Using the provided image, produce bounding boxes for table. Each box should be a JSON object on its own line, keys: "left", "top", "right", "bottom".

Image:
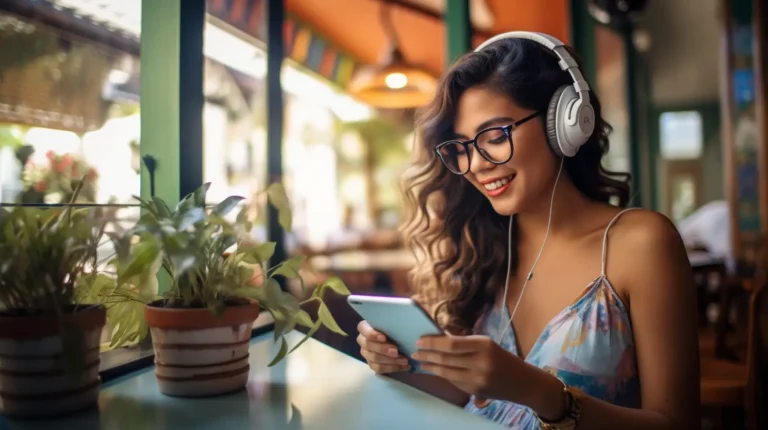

{"left": 687, "top": 250, "right": 724, "bottom": 268}
{"left": 309, "top": 249, "right": 415, "bottom": 272}
{"left": 2, "top": 331, "right": 502, "bottom": 430}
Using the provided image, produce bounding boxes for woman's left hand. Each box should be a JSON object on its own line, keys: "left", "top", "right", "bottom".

{"left": 411, "top": 335, "right": 529, "bottom": 402}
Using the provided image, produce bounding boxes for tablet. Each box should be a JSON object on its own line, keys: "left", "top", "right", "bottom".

{"left": 347, "top": 295, "right": 444, "bottom": 358}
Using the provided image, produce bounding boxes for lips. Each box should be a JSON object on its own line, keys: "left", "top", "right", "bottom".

{"left": 482, "top": 174, "right": 515, "bottom": 198}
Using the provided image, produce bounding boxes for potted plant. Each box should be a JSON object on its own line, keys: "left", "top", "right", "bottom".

{"left": 0, "top": 184, "right": 144, "bottom": 418}
{"left": 113, "top": 182, "right": 350, "bottom": 397}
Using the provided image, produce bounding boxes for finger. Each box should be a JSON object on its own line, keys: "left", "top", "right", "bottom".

{"left": 356, "top": 334, "right": 401, "bottom": 358}
{"left": 410, "top": 349, "right": 474, "bottom": 370}
{"left": 418, "top": 362, "right": 471, "bottom": 382}
{"left": 360, "top": 347, "right": 410, "bottom": 366}
{"left": 417, "top": 335, "right": 484, "bottom": 353}
{"left": 370, "top": 362, "right": 411, "bottom": 375}
{"left": 357, "top": 320, "right": 387, "bottom": 342}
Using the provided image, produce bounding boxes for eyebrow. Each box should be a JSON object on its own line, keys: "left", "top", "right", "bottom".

{"left": 454, "top": 116, "right": 515, "bottom": 139}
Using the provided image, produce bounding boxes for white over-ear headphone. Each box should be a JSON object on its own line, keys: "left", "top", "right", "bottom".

{"left": 474, "top": 31, "right": 596, "bottom": 157}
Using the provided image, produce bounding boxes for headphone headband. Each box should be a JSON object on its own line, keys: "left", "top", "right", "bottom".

{"left": 474, "top": 31, "right": 591, "bottom": 106}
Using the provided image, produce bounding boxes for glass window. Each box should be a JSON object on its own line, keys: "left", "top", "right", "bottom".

{"left": 0, "top": 6, "right": 141, "bottom": 205}
{"left": 202, "top": 20, "right": 374, "bottom": 251}
{"left": 660, "top": 111, "right": 704, "bottom": 160}
{"left": 0, "top": 1, "right": 147, "bottom": 376}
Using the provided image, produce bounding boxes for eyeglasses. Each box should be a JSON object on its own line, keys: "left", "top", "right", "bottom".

{"left": 434, "top": 112, "right": 540, "bottom": 175}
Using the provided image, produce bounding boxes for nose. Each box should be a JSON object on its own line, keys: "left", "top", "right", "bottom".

{"left": 468, "top": 146, "right": 494, "bottom": 174}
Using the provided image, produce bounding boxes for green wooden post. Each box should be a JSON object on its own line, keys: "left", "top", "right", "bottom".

{"left": 445, "top": 0, "right": 471, "bottom": 67}
{"left": 139, "top": 0, "right": 205, "bottom": 206}
{"left": 265, "top": 0, "right": 287, "bottom": 282}
{"left": 140, "top": 0, "right": 205, "bottom": 294}
{"left": 569, "top": 0, "right": 597, "bottom": 84}
{"left": 623, "top": 27, "right": 644, "bottom": 207}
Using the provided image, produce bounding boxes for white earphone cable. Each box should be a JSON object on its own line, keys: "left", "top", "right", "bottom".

{"left": 496, "top": 157, "right": 565, "bottom": 344}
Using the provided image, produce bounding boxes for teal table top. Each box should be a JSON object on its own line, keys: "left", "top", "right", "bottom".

{"left": 2, "top": 331, "right": 502, "bottom": 430}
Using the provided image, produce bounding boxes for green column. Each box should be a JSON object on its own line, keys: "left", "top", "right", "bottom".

{"left": 623, "top": 27, "right": 644, "bottom": 208}
{"left": 140, "top": 0, "right": 205, "bottom": 206}
{"left": 265, "top": 0, "right": 287, "bottom": 277}
{"left": 445, "top": 0, "right": 471, "bottom": 66}
{"left": 569, "top": 0, "right": 597, "bottom": 84}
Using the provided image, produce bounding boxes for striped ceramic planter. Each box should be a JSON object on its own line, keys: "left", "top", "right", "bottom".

{"left": 0, "top": 305, "right": 105, "bottom": 418}
{"left": 145, "top": 301, "right": 260, "bottom": 397}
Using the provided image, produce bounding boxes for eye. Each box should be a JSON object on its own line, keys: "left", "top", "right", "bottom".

{"left": 479, "top": 128, "right": 508, "bottom": 145}
{"left": 440, "top": 142, "right": 466, "bottom": 156}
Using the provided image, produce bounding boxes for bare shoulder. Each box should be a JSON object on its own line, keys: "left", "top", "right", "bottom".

{"left": 609, "top": 209, "right": 684, "bottom": 249}
{"left": 604, "top": 209, "right": 693, "bottom": 302}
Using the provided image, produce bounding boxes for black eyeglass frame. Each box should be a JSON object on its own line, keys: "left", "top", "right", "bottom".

{"left": 434, "top": 111, "right": 541, "bottom": 175}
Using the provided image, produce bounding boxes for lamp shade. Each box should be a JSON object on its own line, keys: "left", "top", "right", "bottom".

{"left": 349, "top": 49, "right": 437, "bottom": 109}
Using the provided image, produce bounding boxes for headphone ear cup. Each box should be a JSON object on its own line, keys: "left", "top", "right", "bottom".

{"left": 546, "top": 86, "right": 568, "bottom": 157}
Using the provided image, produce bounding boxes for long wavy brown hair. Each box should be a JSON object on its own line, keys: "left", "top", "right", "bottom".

{"left": 401, "top": 38, "right": 631, "bottom": 335}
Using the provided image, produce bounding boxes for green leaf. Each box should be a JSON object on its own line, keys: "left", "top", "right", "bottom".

{"left": 320, "top": 276, "right": 351, "bottom": 296}
{"left": 271, "top": 256, "right": 305, "bottom": 279}
{"left": 271, "top": 309, "right": 297, "bottom": 342}
{"left": 151, "top": 197, "right": 173, "bottom": 219}
{"left": 273, "top": 313, "right": 287, "bottom": 342}
{"left": 75, "top": 273, "right": 115, "bottom": 304}
{"left": 268, "top": 336, "right": 289, "bottom": 367}
{"left": 107, "top": 299, "right": 149, "bottom": 348}
{"left": 295, "top": 309, "right": 314, "bottom": 328}
{"left": 117, "top": 239, "right": 160, "bottom": 285}
{"left": 193, "top": 182, "right": 211, "bottom": 207}
{"left": 263, "top": 278, "right": 285, "bottom": 310}
{"left": 240, "top": 242, "right": 275, "bottom": 264}
{"left": 265, "top": 183, "right": 292, "bottom": 232}
{"left": 233, "top": 286, "right": 265, "bottom": 302}
{"left": 318, "top": 302, "right": 346, "bottom": 335}
{"left": 212, "top": 196, "right": 245, "bottom": 217}
{"left": 175, "top": 207, "right": 205, "bottom": 231}
{"left": 288, "top": 320, "right": 322, "bottom": 354}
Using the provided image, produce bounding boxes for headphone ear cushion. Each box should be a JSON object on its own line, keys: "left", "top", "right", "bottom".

{"left": 546, "top": 86, "right": 568, "bottom": 157}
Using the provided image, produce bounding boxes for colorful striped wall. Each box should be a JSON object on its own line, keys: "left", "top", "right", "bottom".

{"left": 207, "top": 0, "right": 359, "bottom": 88}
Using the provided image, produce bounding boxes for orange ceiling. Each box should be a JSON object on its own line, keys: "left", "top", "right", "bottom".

{"left": 285, "top": 0, "right": 570, "bottom": 77}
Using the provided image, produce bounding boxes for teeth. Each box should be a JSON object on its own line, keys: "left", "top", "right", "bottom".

{"left": 484, "top": 176, "right": 513, "bottom": 191}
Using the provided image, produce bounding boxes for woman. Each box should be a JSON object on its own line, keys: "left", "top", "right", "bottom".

{"left": 356, "top": 33, "right": 700, "bottom": 429}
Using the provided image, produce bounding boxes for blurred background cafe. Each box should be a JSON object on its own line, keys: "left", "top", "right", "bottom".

{"left": 0, "top": 0, "right": 767, "bottom": 428}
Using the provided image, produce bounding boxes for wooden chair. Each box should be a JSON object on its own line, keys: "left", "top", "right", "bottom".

{"left": 700, "top": 269, "right": 767, "bottom": 429}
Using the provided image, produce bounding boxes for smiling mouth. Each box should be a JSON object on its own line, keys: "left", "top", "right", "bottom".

{"left": 483, "top": 174, "right": 515, "bottom": 191}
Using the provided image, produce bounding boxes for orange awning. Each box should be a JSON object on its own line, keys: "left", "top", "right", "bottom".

{"left": 285, "top": 0, "right": 570, "bottom": 77}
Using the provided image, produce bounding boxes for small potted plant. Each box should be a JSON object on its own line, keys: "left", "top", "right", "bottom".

{"left": 113, "top": 183, "right": 349, "bottom": 397}
{"left": 0, "top": 184, "right": 144, "bottom": 418}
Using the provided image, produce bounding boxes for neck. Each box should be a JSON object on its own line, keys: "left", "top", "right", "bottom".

{"left": 516, "top": 175, "right": 593, "bottom": 241}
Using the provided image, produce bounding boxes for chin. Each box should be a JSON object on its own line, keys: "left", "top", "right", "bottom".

{"left": 487, "top": 195, "right": 522, "bottom": 216}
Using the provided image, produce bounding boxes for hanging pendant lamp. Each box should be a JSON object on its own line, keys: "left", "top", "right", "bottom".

{"left": 348, "top": 2, "right": 437, "bottom": 109}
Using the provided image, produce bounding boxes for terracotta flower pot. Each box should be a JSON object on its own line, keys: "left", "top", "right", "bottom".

{"left": 144, "top": 300, "right": 260, "bottom": 397}
{"left": 0, "top": 305, "right": 106, "bottom": 418}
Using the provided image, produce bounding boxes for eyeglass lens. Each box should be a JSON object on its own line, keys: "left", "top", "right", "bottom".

{"left": 437, "top": 127, "right": 512, "bottom": 174}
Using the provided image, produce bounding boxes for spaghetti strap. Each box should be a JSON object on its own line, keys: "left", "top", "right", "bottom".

{"left": 601, "top": 208, "right": 640, "bottom": 277}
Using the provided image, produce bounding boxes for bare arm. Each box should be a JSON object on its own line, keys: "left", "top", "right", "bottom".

{"left": 522, "top": 211, "right": 701, "bottom": 429}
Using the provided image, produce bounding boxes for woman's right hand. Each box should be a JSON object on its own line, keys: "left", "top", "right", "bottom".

{"left": 357, "top": 320, "right": 412, "bottom": 374}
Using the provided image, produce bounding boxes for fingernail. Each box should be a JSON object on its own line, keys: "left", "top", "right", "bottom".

{"left": 387, "top": 348, "right": 398, "bottom": 357}
{"left": 410, "top": 352, "right": 420, "bottom": 360}
{"left": 377, "top": 334, "right": 386, "bottom": 342}
{"left": 415, "top": 339, "right": 423, "bottom": 347}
